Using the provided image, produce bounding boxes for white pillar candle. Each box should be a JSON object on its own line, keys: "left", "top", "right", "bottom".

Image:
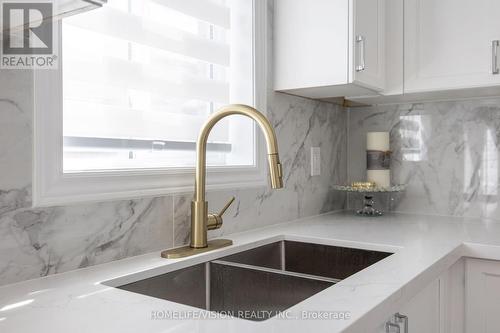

{"left": 366, "top": 132, "right": 390, "bottom": 151}
{"left": 366, "top": 132, "right": 391, "bottom": 188}
{"left": 367, "top": 170, "right": 391, "bottom": 188}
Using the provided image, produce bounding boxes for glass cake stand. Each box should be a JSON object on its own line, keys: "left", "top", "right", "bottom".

{"left": 333, "top": 184, "right": 407, "bottom": 216}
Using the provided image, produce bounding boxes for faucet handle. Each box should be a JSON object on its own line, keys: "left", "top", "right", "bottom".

{"left": 218, "top": 196, "right": 235, "bottom": 217}
{"left": 207, "top": 196, "right": 236, "bottom": 230}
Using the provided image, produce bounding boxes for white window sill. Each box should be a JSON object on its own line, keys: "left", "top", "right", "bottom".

{"left": 33, "top": 165, "right": 268, "bottom": 207}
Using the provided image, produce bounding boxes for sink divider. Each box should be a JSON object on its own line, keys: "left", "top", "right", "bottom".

{"left": 280, "top": 240, "right": 286, "bottom": 271}
{"left": 205, "top": 262, "right": 211, "bottom": 311}
{"left": 210, "top": 259, "right": 341, "bottom": 284}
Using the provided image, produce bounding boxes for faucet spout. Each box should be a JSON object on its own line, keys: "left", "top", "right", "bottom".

{"left": 195, "top": 104, "right": 283, "bottom": 200}
{"left": 192, "top": 104, "right": 283, "bottom": 248}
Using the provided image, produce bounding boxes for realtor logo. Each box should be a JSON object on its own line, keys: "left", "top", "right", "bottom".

{"left": 1, "top": 1, "right": 58, "bottom": 69}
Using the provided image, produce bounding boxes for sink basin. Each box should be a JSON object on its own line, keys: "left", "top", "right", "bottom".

{"left": 110, "top": 240, "right": 393, "bottom": 321}
{"left": 118, "top": 261, "right": 333, "bottom": 321}
{"left": 220, "top": 240, "right": 392, "bottom": 280}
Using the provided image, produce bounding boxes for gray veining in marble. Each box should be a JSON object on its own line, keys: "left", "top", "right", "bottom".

{"left": 348, "top": 99, "right": 500, "bottom": 220}
{"left": 0, "top": 191, "right": 174, "bottom": 285}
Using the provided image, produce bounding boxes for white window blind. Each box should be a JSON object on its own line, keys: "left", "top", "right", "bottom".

{"left": 62, "top": 0, "right": 255, "bottom": 172}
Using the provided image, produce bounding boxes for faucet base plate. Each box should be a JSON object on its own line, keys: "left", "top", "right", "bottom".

{"left": 161, "top": 239, "right": 233, "bottom": 259}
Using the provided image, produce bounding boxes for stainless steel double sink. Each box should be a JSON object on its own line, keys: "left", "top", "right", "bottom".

{"left": 109, "top": 240, "right": 392, "bottom": 321}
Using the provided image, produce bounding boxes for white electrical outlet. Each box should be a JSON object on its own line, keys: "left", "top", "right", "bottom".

{"left": 311, "top": 147, "right": 321, "bottom": 176}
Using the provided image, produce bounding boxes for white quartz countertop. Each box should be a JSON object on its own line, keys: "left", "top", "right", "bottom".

{"left": 2, "top": 211, "right": 500, "bottom": 333}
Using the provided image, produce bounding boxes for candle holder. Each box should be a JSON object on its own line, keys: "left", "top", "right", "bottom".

{"left": 333, "top": 184, "right": 406, "bottom": 216}
{"left": 358, "top": 193, "right": 381, "bottom": 216}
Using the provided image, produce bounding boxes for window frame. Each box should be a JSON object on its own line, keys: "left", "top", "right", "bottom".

{"left": 33, "top": 0, "right": 268, "bottom": 207}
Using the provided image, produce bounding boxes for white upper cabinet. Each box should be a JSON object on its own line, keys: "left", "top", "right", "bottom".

{"left": 274, "top": 0, "right": 386, "bottom": 99}
{"left": 56, "top": 1, "right": 107, "bottom": 19}
{"left": 404, "top": 0, "right": 500, "bottom": 94}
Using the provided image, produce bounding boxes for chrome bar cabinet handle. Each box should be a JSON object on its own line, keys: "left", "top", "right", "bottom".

{"left": 356, "top": 35, "right": 366, "bottom": 72}
{"left": 492, "top": 40, "right": 499, "bottom": 75}
{"left": 395, "top": 313, "right": 408, "bottom": 333}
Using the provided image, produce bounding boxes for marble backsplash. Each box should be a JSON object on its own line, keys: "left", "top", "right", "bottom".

{"left": 348, "top": 98, "right": 500, "bottom": 220}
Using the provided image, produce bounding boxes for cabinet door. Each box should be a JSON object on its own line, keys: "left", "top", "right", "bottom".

{"left": 466, "top": 259, "right": 500, "bottom": 333}
{"left": 398, "top": 278, "right": 441, "bottom": 333}
{"left": 404, "top": 0, "right": 500, "bottom": 93}
{"left": 274, "top": 0, "right": 349, "bottom": 91}
{"left": 371, "top": 278, "right": 441, "bottom": 333}
{"left": 352, "top": 0, "right": 385, "bottom": 90}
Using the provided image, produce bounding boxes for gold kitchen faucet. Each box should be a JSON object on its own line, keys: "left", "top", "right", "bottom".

{"left": 161, "top": 104, "right": 283, "bottom": 259}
